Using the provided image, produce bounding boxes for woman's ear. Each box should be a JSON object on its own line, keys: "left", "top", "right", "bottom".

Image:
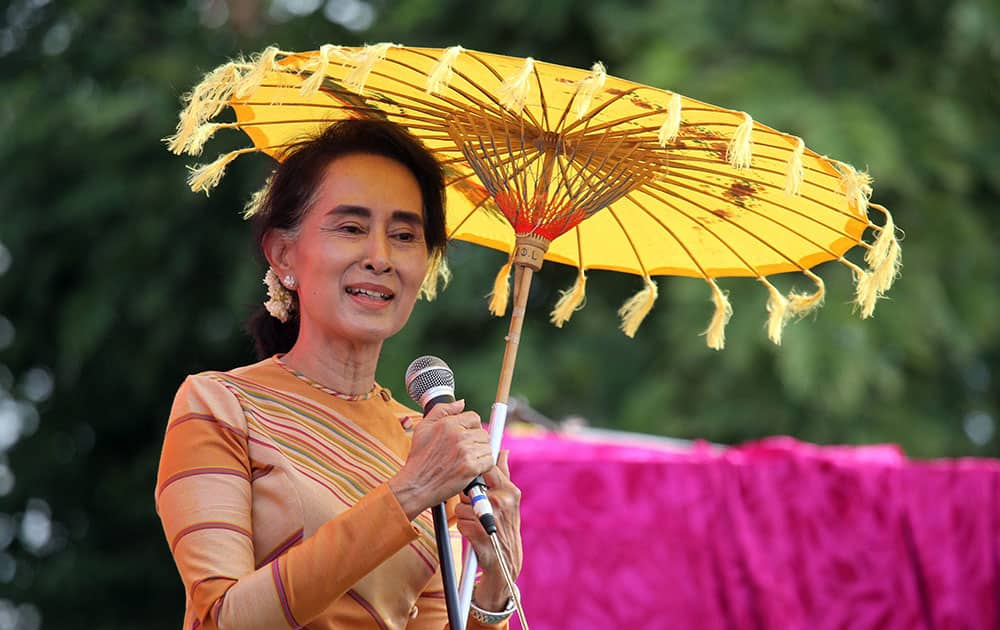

{"left": 263, "top": 229, "right": 295, "bottom": 277}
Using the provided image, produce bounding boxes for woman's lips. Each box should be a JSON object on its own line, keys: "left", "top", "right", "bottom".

{"left": 345, "top": 284, "right": 394, "bottom": 301}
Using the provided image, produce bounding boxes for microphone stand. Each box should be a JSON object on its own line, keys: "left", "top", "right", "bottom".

{"left": 432, "top": 501, "right": 463, "bottom": 630}
{"left": 406, "top": 349, "right": 532, "bottom": 629}
{"left": 406, "top": 363, "right": 468, "bottom": 630}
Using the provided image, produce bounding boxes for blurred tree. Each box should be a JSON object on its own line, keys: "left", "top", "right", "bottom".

{"left": 0, "top": 0, "right": 996, "bottom": 627}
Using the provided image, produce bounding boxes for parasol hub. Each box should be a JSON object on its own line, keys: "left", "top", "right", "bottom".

{"left": 533, "top": 131, "right": 563, "bottom": 153}
{"left": 513, "top": 233, "right": 550, "bottom": 271}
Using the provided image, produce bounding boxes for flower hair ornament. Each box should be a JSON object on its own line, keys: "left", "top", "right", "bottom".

{"left": 263, "top": 268, "right": 296, "bottom": 322}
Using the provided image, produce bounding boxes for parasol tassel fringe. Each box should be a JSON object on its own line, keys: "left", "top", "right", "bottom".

{"left": 702, "top": 280, "right": 733, "bottom": 350}
{"left": 500, "top": 57, "right": 535, "bottom": 114}
{"left": 762, "top": 278, "right": 789, "bottom": 345}
{"left": 236, "top": 45, "right": 282, "bottom": 98}
{"left": 550, "top": 269, "right": 588, "bottom": 327}
{"left": 345, "top": 42, "right": 397, "bottom": 94}
{"left": 618, "top": 276, "right": 658, "bottom": 338}
{"left": 300, "top": 44, "right": 342, "bottom": 97}
{"left": 242, "top": 177, "right": 272, "bottom": 219}
{"left": 838, "top": 162, "right": 873, "bottom": 217}
{"left": 658, "top": 93, "right": 683, "bottom": 146}
{"left": 187, "top": 149, "right": 249, "bottom": 193}
{"left": 618, "top": 276, "right": 659, "bottom": 337}
{"left": 574, "top": 62, "right": 607, "bottom": 120}
{"left": 488, "top": 257, "right": 514, "bottom": 316}
{"left": 787, "top": 270, "right": 826, "bottom": 317}
{"left": 185, "top": 122, "right": 235, "bottom": 157}
{"left": 865, "top": 204, "right": 902, "bottom": 293}
{"left": 784, "top": 137, "right": 805, "bottom": 196}
{"left": 436, "top": 256, "right": 453, "bottom": 296}
{"left": 727, "top": 112, "right": 754, "bottom": 170}
{"left": 853, "top": 214, "right": 900, "bottom": 319}
{"left": 854, "top": 269, "right": 879, "bottom": 319}
{"left": 425, "top": 45, "right": 464, "bottom": 94}
{"left": 166, "top": 61, "right": 245, "bottom": 155}
{"left": 872, "top": 236, "right": 901, "bottom": 294}
{"left": 420, "top": 254, "right": 451, "bottom": 301}
{"left": 864, "top": 205, "right": 894, "bottom": 267}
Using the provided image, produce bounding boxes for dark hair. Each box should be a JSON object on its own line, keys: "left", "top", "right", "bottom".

{"left": 244, "top": 118, "right": 447, "bottom": 359}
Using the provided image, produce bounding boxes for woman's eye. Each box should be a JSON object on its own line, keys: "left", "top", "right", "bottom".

{"left": 338, "top": 224, "right": 364, "bottom": 234}
{"left": 394, "top": 231, "right": 416, "bottom": 242}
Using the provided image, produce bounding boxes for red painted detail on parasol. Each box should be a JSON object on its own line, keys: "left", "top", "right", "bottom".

{"left": 493, "top": 190, "right": 589, "bottom": 240}
{"left": 727, "top": 181, "right": 756, "bottom": 198}
{"left": 534, "top": 203, "right": 588, "bottom": 240}
{"left": 494, "top": 190, "right": 523, "bottom": 225}
{"left": 724, "top": 181, "right": 756, "bottom": 208}
{"left": 684, "top": 127, "right": 728, "bottom": 161}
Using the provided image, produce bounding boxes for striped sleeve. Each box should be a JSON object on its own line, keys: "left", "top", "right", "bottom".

{"left": 156, "top": 374, "right": 422, "bottom": 629}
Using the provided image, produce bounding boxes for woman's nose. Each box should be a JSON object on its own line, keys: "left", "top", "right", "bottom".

{"left": 363, "top": 233, "right": 393, "bottom": 273}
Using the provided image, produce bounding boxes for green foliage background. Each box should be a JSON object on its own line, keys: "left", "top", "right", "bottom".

{"left": 0, "top": 0, "right": 997, "bottom": 627}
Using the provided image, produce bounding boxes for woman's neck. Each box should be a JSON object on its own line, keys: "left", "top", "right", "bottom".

{"left": 282, "top": 332, "right": 382, "bottom": 396}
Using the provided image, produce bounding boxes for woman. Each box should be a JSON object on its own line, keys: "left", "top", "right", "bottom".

{"left": 156, "top": 119, "right": 523, "bottom": 629}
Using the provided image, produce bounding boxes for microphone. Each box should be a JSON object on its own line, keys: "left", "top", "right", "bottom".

{"left": 405, "top": 356, "right": 497, "bottom": 534}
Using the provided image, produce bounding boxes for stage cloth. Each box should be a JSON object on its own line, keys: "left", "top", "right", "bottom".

{"left": 504, "top": 432, "right": 999, "bottom": 629}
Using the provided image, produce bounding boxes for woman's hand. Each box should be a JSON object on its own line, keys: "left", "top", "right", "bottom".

{"left": 456, "top": 450, "right": 523, "bottom": 612}
{"left": 389, "top": 400, "right": 494, "bottom": 520}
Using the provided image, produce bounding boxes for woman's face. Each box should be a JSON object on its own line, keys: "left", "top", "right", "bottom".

{"left": 279, "top": 153, "right": 430, "bottom": 347}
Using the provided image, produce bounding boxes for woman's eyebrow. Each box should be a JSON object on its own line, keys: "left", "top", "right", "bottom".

{"left": 326, "top": 205, "right": 423, "bottom": 227}
{"left": 326, "top": 204, "right": 371, "bottom": 219}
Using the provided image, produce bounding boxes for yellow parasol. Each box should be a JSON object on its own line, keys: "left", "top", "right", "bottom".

{"left": 168, "top": 43, "right": 899, "bottom": 351}
{"left": 167, "top": 43, "right": 902, "bottom": 627}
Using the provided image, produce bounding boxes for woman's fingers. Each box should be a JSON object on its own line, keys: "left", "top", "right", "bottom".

{"left": 497, "top": 449, "right": 510, "bottom": 476}
{"left": 454, "top": 502, "right": 489, "bottom": 547}
{"left": 422, "top": 398, "right": 465, "bottom": 422}
{"left": 453, "top": 448, "right": 523, "bottom": 580}
{"left": 454, "top": 500, "right": 477, "bottom": 526}
{"left": 456, "top": 474, "right": 520, "bottom": 532}
{"left": 456, "top": 482, "right": 523, "bottom": 581}
{"left": 482, "top": 450, "right": 516, "bottom": 490}
{"left": 454, "top": 448, "right": 522, "bottom": 582}
{"left": 390, "top": 404, "right": 496, "bottom": 517}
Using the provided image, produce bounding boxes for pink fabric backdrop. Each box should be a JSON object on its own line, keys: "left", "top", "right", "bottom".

{"left": 502, "top": 432, "right": 1000, "bottom": 630}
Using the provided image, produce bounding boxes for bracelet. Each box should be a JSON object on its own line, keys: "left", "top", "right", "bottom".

{"left": 470, "top": 586, "right": 518, "bottom": 625}
{"left": 469, "top": 597, "right": 514, "bottom": 625}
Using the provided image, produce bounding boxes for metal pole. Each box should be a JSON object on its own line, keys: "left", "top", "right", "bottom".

{"left": 433, "top": 502, "right": 463, "bottom": 630}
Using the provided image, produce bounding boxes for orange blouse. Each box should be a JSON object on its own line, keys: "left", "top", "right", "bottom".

{"left": 155, "top": 356, "right": 506, "bottom": 629}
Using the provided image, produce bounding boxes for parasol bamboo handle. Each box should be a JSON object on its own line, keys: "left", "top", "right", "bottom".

{"left": 457, "top": 261, "right": 533, "bottom": 629}
{"left": 494, "top": 263, "right": 534, "bottom": 405}
{"left": 460, "top": 239, "right": 545, "bottom": 625}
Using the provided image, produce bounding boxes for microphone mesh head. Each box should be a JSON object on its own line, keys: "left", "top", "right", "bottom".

{"left": 405, "top": 355, "right": 455, "bottom": 404}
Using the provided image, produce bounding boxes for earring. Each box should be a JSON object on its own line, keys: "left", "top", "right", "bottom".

{"left": 263, "top": 268, "right": 295, "bottom": 322}
{"left": 283, "top": 274, "right": 297, "bottom": 290}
